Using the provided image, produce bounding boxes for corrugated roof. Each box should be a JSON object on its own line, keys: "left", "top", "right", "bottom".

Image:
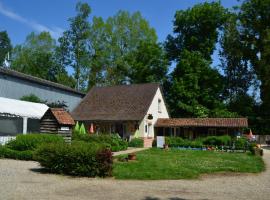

{"left": 72, "top": 83, "right": 160, "bottom": 121}
{"left": 155, "top": 118, "right": 248, "bottom": 128}
{"left": 0, "top": 67, "right": 85, "bottom": 96}
{"left": 50, "top": 108, "right": 75, "bottom": 125}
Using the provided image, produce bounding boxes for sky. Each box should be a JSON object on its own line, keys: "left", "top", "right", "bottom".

{"left": 0, "top": 0, "right": 240, "bottom": 67}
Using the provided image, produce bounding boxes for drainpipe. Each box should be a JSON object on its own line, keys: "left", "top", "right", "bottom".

{"left": 23, "top": 117, "right": 28, "bottom": 134}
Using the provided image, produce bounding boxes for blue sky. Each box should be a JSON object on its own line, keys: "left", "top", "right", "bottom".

{"left": 0, "top": 0, "right": 240, "bottom": 44}
{"left": 0, "top": 0, "right": 240, "bottom": 68}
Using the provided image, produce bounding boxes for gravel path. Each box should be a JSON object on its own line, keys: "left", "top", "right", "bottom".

{"left": 0, "top": 149, "right": 269, "bottom": 200}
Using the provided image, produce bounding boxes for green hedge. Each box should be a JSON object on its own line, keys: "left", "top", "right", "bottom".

{"left": 0, "top": 145, "right": 33, "bottom": 160}
{"left": 129, "top": 138, "right": 144, "bottom": 147}
{"left": 34, "top": 141, "right": 113, "bottom": 177}
{"left": 165, "top": 137, "right": 203, "bottom": 148}
{"left": 6, "top": 134, "right": 64, "bottom": 151}
{"left": 73, "top": 134, "right": 128, "bottom": 152}
{"left": 202, "top": 135, "right": 231, "bottom": 146}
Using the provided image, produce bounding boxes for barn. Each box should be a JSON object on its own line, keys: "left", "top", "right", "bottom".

{"left": 0, "top": 67, "right": 85, "bottom": 111}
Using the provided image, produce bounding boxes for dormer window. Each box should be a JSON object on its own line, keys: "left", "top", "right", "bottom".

{"left": 158, "top": 99, "right": 162, "bottom": 113}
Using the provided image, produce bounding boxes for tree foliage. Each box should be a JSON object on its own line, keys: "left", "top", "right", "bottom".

{"left": 0, "top": 31, "right": 12, "bottom": 65}
{"left": 165, "top": 2, "right": 232, "bottom": 117}
{"left": 58, "top": 2, "right": 91, "bottom": 90}
{"left": 238, "top": 0, "right": 270, "bottom": 117}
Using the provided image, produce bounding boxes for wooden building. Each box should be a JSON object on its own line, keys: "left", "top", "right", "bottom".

{"left": 40, "top": 108, "right": 75, "bottom": 143}
{"left": 155, "top": 118, "right": 248, "bottom": 139}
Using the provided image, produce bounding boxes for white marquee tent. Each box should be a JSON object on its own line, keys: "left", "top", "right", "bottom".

{"left": 0, "top": 97, "right": 48, "bottom": 144}
{"left": 0, "top": 97, "right": 48, "bottom": 119}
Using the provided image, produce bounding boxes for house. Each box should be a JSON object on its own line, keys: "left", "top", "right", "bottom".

{"left": 155, "top": 118, "right": 248, "bottom": 139}
{"left": 0, "top": 67, "right": 85, "bottom": 111}
{"left": 72, "top": 83, "right": 169, "bottom": 146}
{"left": 0, "top": 97, "right": 48, "bottom": 144}
{"left": 72, "top": 83, "right": 248, "bottom": 147}
{"left": 40, "top": 108, "right": 75, "bottom": 143}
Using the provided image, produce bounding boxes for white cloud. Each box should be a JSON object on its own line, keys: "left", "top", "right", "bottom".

{"left": 0, "top": 2, "right": 64, "bottom": 38}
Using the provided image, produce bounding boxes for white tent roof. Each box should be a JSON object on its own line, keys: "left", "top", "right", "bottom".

{"left": 0, "top": 97, "right": 48, "bottom": 119}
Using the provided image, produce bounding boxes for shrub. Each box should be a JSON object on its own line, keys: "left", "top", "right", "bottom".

{"left": 203, "top": 135, "right": 231, "bottom": 146}
{"left": 34, "top": 141, "right": 113, "bottom": 177}
{"left": 6, "top": 134, "right": 64, "bottom": 151}
{"left": 165, "top": 137, "right": 203, "bottom": 148}
{"left": 0, "top": 145, "right": 33, "bottom": 160}
{"left": 73, "top": 134, "right": 128, "bottom": 152}
{"left": 129, "top": 138, "right": 144, "bottom": 147}
{"left": 234, "top": 137, "right": 248, "bottom": 150}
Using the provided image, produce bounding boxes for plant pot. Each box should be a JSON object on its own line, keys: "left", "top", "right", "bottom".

{"left": 163, "top": 144, "right": 169, "bottom": 150}
{"left": 128, "top": 153, "right": 136, "bottom": 160}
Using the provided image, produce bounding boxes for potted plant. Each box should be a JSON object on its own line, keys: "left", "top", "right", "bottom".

{"left": 163, "top": 143, "right": 169, "bottom": 150}
{"left": 128, "top": 153, "right": 136, "bottom": 160}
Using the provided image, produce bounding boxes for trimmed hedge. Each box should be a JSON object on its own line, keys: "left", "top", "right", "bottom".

{"left": 0, "top": 145, "right": 33, "bottom": 160}
{"left": 202, "top": 135, "right": 231, "bottom": 146}
{"left": 73, "top": 134, "right": 128, "bottom": 152}
{"left": 34, "top": 141, "right": 113, "bottom": 177}
{"left": 6, "top": 134, "right": 64, "bottom": 151}
{"left": 165, "top": 137, "right": 203, "bottom": 148}
{"left": 129, "top": 138, "right": 144, "bottom": 148}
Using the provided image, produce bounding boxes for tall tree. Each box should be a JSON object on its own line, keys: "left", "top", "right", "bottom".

{"left": 127, "top": 41, "right": 168, "bottom": 84}
{"left": 238, "top": 0, "right": 270, "bottom": 117}
{"left": 219, "top": 13, "right": 254, "bottom": 101}
{"left": 87, "top": 11, "right": 158, "bottom": 87}
{"left": 167, "top": 50, "right": 226, "bottom": 117}
{"left": 11, "top": 32, "right": 57, "bottom": 80}
{"left": 165, "top": 2, "right": 231, "bottom": 117}
{"left": 165, "top": 2, "right": 227, "bottom": 62}
{"left": 58, "top": 2, "right": 91, "bottom": 90}
{"left": 0, "top": 31, "right": 12, "bottom": 66}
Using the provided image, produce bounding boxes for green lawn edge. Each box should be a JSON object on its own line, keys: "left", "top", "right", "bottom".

{"left": 113, "top": 148, "right": 265, "bottom": 180}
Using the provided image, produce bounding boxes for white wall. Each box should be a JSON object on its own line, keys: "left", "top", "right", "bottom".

{"left": 138, "top": 87, "right": 169, "bottom": 138}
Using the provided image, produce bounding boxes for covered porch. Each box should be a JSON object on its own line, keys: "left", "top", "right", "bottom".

{"left": 155, "top": 118, "right": 249, "bottom": 139}
{"left": 81, "top": 120, "right": 140, "bottom": 140}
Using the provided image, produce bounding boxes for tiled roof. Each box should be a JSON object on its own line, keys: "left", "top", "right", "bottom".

{"left": 50, "top": 108, "right": 75, "bottom": 125}
{"left": 155, "top": 118, "right": 248, "bottom": 128}
{"left": 72, "top": 83, "right": 160, "bottom": 121}
{"left": 0, "top": 67, "right": 85, "bottom": 96}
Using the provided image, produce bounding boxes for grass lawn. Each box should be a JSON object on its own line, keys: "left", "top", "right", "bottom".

{"left": 113, "top": 148, "right": 265, "bottom": 180}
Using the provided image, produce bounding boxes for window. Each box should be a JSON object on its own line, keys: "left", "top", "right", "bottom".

{"left": 158, "top": 99, "right": 162, "bottom": 113}
{"left": 145, "top": 124, "right": 148, "bottom": 133}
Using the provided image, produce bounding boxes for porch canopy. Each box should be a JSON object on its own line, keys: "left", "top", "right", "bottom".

{"left": 155, "top": 118, "right": 248, "bottom": 128}
{"left": 155, "top": 118, "right": 248, "bottom": 138}
{"left": 0, "top": 97, "right": 48, "bottom": 119}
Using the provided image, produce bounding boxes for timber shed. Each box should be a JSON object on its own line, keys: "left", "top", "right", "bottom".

{"left": 40, "top": 108, "right": 75, "bottom": 143}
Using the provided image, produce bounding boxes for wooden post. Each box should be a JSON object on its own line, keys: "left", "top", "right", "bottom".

{"left": 22, "top": 117, "right": 28, "bottom": 134}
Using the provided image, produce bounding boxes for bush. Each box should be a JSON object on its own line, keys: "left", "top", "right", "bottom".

{"left": 129, "top": 138, "right": 144, "bottom": 147}
{"left": 165, "top": 137, "right": 203, "bottom": 148}
{"left": 6, "top": 134, "right": 64, "bottom": 151}
{"left": 73, "top": 134, "right": 128, "bottom": 152}
{"left": 0, "top": 145, "right": 33, "bottom": 160}
{"left": 234, "top": 137, "right": 248, "bottom": 150}
{"left": 203, "top": 135, "right": 231, "bottom": 146}
{"left": 34, "top": 141, "right": 113, "bottom": 177}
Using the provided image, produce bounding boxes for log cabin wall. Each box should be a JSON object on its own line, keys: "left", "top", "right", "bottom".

{"left": 40, "top": 109, "right": 73, "bottom": 143}
{"left": 40, "top": 111, "right": 58, "bottom": 133}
